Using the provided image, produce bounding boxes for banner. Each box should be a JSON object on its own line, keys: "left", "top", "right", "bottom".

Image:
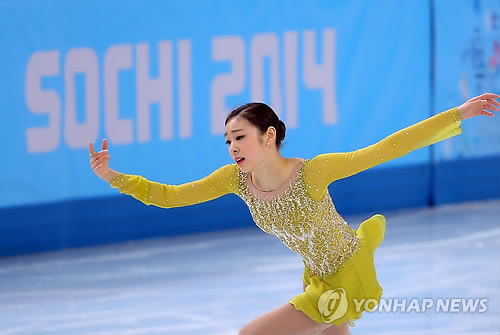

{"left": 434, "top": 0, "right": 500, "bottom": 160}
{"left": 0, "top": 1, "right": 430, "bottom": 208}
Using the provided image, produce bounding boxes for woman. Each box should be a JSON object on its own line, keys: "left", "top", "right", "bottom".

{"left": 89, "top": 93, "right": 499, "bottom": 335}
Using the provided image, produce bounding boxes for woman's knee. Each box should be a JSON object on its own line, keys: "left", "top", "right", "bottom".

{"left": 238, "top": 322, "right": 256, "bottom": 335}
{"left": 316, "top": 321, "right": 351, "bottom": 335}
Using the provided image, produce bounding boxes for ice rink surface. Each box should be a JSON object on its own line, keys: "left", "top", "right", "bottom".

{"left": 1, "top": 199, "right": 499, "bottom": 335}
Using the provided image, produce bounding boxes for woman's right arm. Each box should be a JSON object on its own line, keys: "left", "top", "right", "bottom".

{"left": 108, "top": 165, "right": 238, "bottom": 208}
{"left": 89, "top": 139, "right": 239, "bottom": 208}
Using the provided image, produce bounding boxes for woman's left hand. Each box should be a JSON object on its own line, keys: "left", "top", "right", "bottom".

{"left": 457, "top": 93, "right": 500, "bottom": 120}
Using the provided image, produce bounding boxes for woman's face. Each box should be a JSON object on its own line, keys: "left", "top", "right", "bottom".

{"left": 225, "top": 116, "right": 267, "bottom": 172}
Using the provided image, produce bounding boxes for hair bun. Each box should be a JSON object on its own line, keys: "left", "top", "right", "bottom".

{"left": 277, "top": 120, "right": 286, "bottom": 142}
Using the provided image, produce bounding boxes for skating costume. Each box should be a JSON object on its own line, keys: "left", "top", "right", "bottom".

{"left": 109, "top": 107, "right": 462, "bottom": 326}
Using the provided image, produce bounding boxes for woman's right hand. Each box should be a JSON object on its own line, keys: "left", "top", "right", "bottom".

{"left": 89, "top": 138, "right": 113, "bottom": 182}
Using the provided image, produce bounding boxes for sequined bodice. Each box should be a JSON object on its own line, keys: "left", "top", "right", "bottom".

{"left": 237, "top": 159, "right": 360, "bottom": 278}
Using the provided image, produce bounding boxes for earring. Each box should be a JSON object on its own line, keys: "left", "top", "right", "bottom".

{"left": 266, "top": 143, "right": 270, "bottom": 147}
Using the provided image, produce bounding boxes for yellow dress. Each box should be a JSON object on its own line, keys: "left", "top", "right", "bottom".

{"left": 109, "top": 107, "right": 462, "bottom": 327}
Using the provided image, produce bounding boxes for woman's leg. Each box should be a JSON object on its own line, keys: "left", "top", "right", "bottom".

{"left": 238, "top": 302, "right": 331, "bottom": 335}
{"left": 315, "top": 322, "right": 351, "bottom": 335}
{"left": 300, "top": 282, "right": 352, "bottom": 335}
{"left": 238, "top": 282, "right": 352, "bottom": 335}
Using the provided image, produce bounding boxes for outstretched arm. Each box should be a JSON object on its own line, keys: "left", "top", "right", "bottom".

{"left": 89, "top": 139, "right": 240, "bottom": 208}
{"left": 303, "top": 93, "right": 499, "bottom": 200}
{"left": 108, "top": 164, "right": 239, "bottom": 208}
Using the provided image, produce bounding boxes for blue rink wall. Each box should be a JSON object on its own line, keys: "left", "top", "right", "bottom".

{"left": 0, "top": 0, "right": 499, "bottom": 257}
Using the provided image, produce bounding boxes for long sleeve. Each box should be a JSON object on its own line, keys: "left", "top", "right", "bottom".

{"left": 303, "top": 107, "right": 463, "bottom": 200}
{"left": 109, "top": 163, "right": 240, "bottom": 208}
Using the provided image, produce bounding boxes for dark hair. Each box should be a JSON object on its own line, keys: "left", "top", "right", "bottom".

{"left": 224, "top": 102, "right": 287, "bottom": 150}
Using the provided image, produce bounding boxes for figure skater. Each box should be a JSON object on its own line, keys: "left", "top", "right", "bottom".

{"left": 89, "top": 93, "right": 499, "bottom": 335}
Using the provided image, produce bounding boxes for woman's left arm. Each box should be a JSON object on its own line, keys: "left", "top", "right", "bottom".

{"left": 457, "top": 93, "right": 500, "bottom": 120}
{"left": 303, "top": 93, "right": 499, "bottom": 201}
